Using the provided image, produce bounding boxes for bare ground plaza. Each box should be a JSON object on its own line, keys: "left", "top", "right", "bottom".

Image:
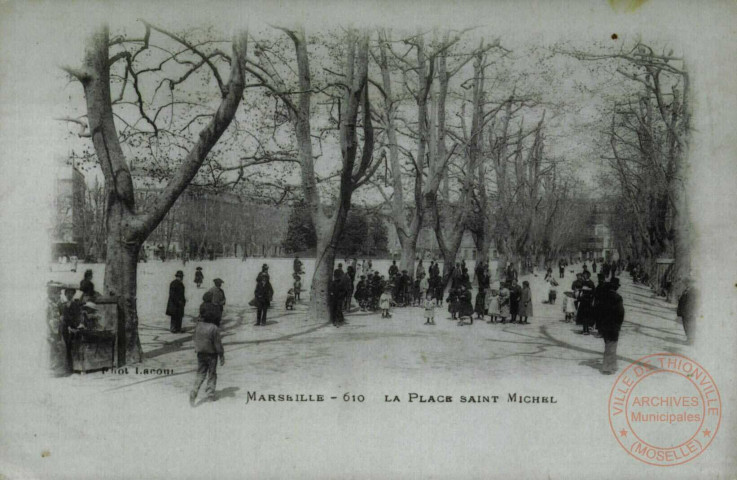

{"left": 46, "top": 258, "right": 690, "bottom": 396}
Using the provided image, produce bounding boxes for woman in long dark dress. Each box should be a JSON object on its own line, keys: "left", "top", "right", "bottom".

{"left": 457, "top": 285, "right": 474, "bottom": 326}
{"left": 518, "top": 280, "right": 533, "bottom": 324}
{"left": 474, "top": 286, "right": 487, "bottom": 320}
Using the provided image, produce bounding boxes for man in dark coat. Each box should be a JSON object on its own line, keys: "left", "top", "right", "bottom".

{"left": 254, "top": 277, "right": 272, "bottom": 326}
{"left": 388, "top": 260, "right": 399, "bottom": 277}
{"left": 329, "top": 269, "right": 346, "bottom": 326}
{"left": 598, "top": 278, "right": 625, "bottom": 374}
{"left": 505, "top": 262, "right": 518, "bottom": 285}
{"left": 257, "top": 264, "right": 270, "bottom": 283}
{"left": 577, "top": 271, "right": 596, "bottom": 334}
{"left": 370, "top": 272, "right": 382, "bottom": 310}
{"left": 429, "top": 260, "right": 440, "bottom": 278}
{"left": 207, "top": 278, "right": 226, "bottom": 326}
{"left": 166, "top": 271, "right": 187, "bottom": 333}
{"left": 433, "top": 271, "right": 444, "bottom": 306}
{"left": 460, "top": 266, "right": 470, "bottom": 289}
{"left": 602, "top": 261, "right": 611, "bottom": 280}
{"left": 592, "top": 273, "right": 607, "bottom": 334}
{"left": 508, "top": 278, "right": 522, "bottom": 323}
{"left": 342, "top": 266, "right": 354, "bottom": 312}
{"left": 571, "top": 273, "right": 584, "bottom": 309}
{"left": 400, "top": 270, "right": 411, "bottom": 305}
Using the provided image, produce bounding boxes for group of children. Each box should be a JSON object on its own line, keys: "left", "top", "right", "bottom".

{"left": 368, "top": 279, "right": 535, "bottom": 328}
{"left": 445, "top": 280, "right": 534, "bottom": 326}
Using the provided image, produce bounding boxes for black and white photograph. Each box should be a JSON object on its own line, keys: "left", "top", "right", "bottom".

{"left": 1, "top": 1, "right": 736, "bottom": 478}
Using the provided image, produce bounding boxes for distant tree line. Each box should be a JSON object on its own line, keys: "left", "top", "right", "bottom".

{"left": 283, "top": 203, "right": 388, "bottom": 257}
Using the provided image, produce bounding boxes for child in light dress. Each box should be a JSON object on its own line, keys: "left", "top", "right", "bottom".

{"left": 562, "top": 291, "right": 576, "bottom": 322}
{"left": 423, "top": 292, "right": 436, "bottom": 325}
{"left": 380, "top": 290, "right": 393, "bottom": 318}
{"left": 486, "top": 288, "right": 500, "bottom": 323}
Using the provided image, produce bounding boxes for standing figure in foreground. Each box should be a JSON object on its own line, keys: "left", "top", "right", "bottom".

{"left": 190, "top": 304, "right": 224, "bottom": 406}
{"left": 166, "top": 270, "right": 186, "bottom": 333}
{"left": 598, "top": 278, "right": 624, "bottom": 374}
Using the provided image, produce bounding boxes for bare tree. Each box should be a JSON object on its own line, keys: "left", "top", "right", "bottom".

{"left": 246, "top": 27, "right": 381, "bottom": 318}
{"left": 62, "top": 24, "right": 248, "bottom": 362}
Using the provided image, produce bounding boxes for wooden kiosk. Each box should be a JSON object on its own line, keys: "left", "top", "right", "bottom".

{"left": 71, "top": 295, "right": 126, "bottom": 372}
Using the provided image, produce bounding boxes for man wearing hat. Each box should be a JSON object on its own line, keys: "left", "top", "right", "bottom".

{"left": 166, "top": 271, "right": 187, "bottom": 333}
{"left": 207, "top": 278, "right": 226, "bottom": 326}
{"left": 257, "top": 264, "right": 270, "bottom": 283}
{"left": 598, "top": 278, "right": 625, "bottom": 374}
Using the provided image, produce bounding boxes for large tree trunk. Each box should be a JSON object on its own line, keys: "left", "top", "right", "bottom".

{"left": 310, "top": 240, "right": 335, "bottom": 320}
{"left": 310, "top": 209, "right": 348, "bottom": 320}
{"left": 276, "top": 29, "right": 376, "bottom": 321}
{"left": 104, "top": 212, "right": 144, "bottom": 362}
{"left": 398, "top": 235, "right": 418, "bottom": 278}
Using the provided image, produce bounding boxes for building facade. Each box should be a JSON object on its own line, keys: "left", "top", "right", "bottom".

{"left": 580, "top": 202, "right": 616, "bottom": 260}
{"left": 52, "top": 159, "right": 86, "bottom": 258}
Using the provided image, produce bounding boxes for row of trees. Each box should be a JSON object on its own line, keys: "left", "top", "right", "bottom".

{"left": 63, "top": 23, "right": 683, "bottom": 363}
{"left": 569, "top": 42, "right": 690, "bottom": 297}
{"left": 369, "top": 33, "right": 590, "bottom": 281}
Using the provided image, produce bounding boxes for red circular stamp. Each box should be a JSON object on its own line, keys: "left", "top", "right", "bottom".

{"left": 608, "top": 353, "right": 721, "bottom": 466}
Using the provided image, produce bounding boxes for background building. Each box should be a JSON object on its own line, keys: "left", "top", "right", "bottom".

{"left": 52, "top": 158, "right": 86, "bottom": 259}
{"left": 580, "top": 202, "right": 616, "bottom": 260}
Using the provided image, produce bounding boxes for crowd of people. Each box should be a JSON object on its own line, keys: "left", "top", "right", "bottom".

{"left": 46, "top": 253, "right": 700, "bottom": 403}
{"left": 556, "top": 260, "right": 626, "bottom": 375}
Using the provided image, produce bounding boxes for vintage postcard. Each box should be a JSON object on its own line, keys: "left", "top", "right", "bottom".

{"left": 1, "top": 0, "right": 736, "bottom": 478}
